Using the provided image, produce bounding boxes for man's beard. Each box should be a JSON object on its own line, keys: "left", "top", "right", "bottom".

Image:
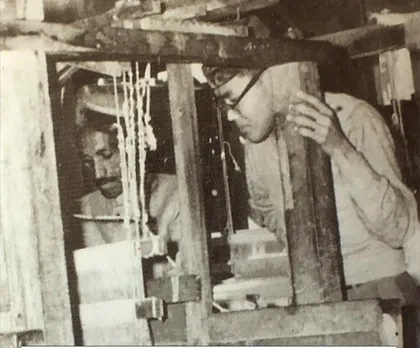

{"left": 96, "top": 177, "right": 123, "bottom": 199}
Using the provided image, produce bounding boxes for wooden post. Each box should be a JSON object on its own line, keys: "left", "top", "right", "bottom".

{"left": 0, "top": 51, "right": 74, "bottom": 345}
{"left": 167, "top": 64, "right": 211, "bottom": 345}
{"left": 282, "top": 62, "right": 345, "bottom": 305}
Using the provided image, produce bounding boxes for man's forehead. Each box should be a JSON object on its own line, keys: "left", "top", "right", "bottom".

{"left": 81, "top": 129, "right": 113, "bottom": 152}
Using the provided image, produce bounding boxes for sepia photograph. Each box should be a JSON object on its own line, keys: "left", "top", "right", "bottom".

{"left": 0, "top": 0, "right": 419, "bottom": 347}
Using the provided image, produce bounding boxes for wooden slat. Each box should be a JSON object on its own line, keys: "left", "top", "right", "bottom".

{"left": 113, "top": 17, "right": 249, "bottom": 37}
{"left": 226, "top": 332, "right": 381, "bottom": 345}
{"left": 74, "top": 241, "right": 142, "bottom": 304}
{"left": 280, "top": 62, "right": 344, "bottom": 304}
{"left": 167, "top": 64, "right": 211, "bottom": 345}
{"left": 198, "top": 0, "right": 279, "bottom": 22}
{"left": 146, "top": 275, "right": 201, "bottom": 303}
{"left": 79, "top": 299, "right": 148, "bottom": 345}
{"left": 150, "top": 303, "right": 188, "bottom": 345}
{"left": 313, "top": 24, "right": 406, "bottom": 58}
{"left": 0, "top": 20, "right": 347, "bottom": 66}
{"left": 213, "top": 276, "right": 292, "bottom": 302}
{"left": 0, "top": 51, "right": 46, "bottom": 333}
{"left": 208, "top": 299, "right": 382, "bottom": 343}
{"left": 0, "top": 51, "right": 74, "bottom": 344}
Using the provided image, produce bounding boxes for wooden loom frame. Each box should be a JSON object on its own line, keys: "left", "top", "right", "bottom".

{"left": 1, "top": 8, "right": 419, "bottom": 346}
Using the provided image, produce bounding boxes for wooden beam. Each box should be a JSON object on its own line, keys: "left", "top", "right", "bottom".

{"left": 313, "top": 13, "right": 420, "bottom": 57}
{"left": 208, "top": 299, "right": 382, "bottom": 343}
{"left": 112, "top": 18, "right": 249, "bottom": 37}
{"left": 197, "top": 0, "right": 280, "bottom": 22}
{"left": 167, "top": 64, "right": 211, "bottom": 345}
{"left": 0, "top": 20, "right": 347, "bottom": 66}
{"left": 0, "top": 51, "right": 74, "bottom": 344}
{"left": 313, "top": 24, "right": 406, "bottom": 58}
{"left": 146, "top": 275, "right": 201, "bottom": 304}
{"left": 279, "top": 62, "right": 344, "bottom": 305}
{"left": 79, "top": 27, "right": 346, "bottom": 66}
{"left": 229, "top": 332, "right": 382, "bottom": 345}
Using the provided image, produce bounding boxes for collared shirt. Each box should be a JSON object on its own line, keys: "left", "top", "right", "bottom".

{"left": 245, "top": 92, "right": 420, "bottom": 285}
{"left": 78, "top": 173, "right": 180, "bottom": 247}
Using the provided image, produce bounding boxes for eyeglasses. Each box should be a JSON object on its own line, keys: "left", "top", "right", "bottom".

{"left": 215, "top": 69, "right": 266, "bottom": 112}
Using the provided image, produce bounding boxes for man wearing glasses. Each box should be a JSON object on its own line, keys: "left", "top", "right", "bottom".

{"left": 202, "top": 64, "right": 420, "bottom": 344}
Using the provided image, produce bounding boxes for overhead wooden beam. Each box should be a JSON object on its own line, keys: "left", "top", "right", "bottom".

{"left": 312, "top": 24, "right": 406, "bottom": 58}
{"left": 312, "top": 12, "right": 420, "bottom": 57}
{"left": 79, "top": 27, "right": 346, "bottom": 66}
{"left": 0, "top": 20, "right": 347, "bottom": 66}
{"left": 208, "top": 299, "right": 383, "bottom": 344}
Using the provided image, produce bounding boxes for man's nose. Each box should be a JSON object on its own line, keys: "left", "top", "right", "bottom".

{"left": 93, "top": 158, "right": 107, "bottom": 179}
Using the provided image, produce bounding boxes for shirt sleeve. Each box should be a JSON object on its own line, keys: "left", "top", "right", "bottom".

{"left": 332, "top": 102, "right": 418, "bottom": 248}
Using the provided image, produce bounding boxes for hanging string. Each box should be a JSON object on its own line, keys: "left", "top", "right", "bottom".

{"left": 135, "top": 62, "right": 149, "bottom": 240}
{"left": 121, "top": 71, "right": 139, "bottom": 302}
{"left": 216, "top": 103, "right": 235, "bottom": 236}
{"left": 112, "top": 75, "right": 131, "bottom": 229}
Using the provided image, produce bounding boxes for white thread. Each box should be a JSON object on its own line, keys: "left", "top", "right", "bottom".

{"left": 171, "top": 275, "right": 180, "bottom": 303}
{"left": 223, "top": 141, "right": 242, "bottom": 172}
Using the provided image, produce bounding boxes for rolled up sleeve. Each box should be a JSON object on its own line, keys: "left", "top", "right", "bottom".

{"left": 333, "top": 102, "right": 418, "bottom": 248}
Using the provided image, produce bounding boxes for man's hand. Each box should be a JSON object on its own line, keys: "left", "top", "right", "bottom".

{"left": 148, "top": 174, "right": 181, "bottom": 243}
{"left": 286, "top": 90, "right": 348, "bottom": 157}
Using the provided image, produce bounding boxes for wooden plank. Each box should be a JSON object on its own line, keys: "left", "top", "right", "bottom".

{"left": 150, "top": 303, "right": 188, "bottom": 345}
{"left": 56, "top": 61, "right": 130, "bottom": 81}
{"left": 313, "top": 13, "right": 420, "bottom": 57}
{"left": 0, "top": 51, "right": 48, "bottom": 334}
{"left": 0, "top": 20, "right": 347, "bottom": 66}
{"left": 279, "top": 62, "right": 343, "bottom": 304}
{"left": 79, "top": 299, "right": 149, "bottom": 345}
{"left": 198, "top": 0, "right": 279, "bottom": 22}
{"left": 213, "top": 276, "right": 292, "bottom": 302}
{"left": 146, "top": 275, "right": 201, "bottom": 304}
{"left": 280, "top": 62, "right": 344, "bottom": 305}
{"left": 227, "top": 331, "right": 381, "bottom": 345}
{"left": 0, "top": 51, "right": 74, "bottom": 344}
{"left": 312, "top": 24, "right": 406, "bottom": 58}
{"left": 113, "top": 17, "right": 249, "bottom": 37}
{"left": 208, "top": 299, "right": 382, "bottom": 343}
{"left": 300, "top": 63, "right": 346, "bottom": 303}
{"left": 79, "top": 27, "right": 346, "bottom": 67}
{"left": 74, "top": 241, "right": 142, "bottom": 304}
{"left": 167, "top": 64, "right": 211, "bottom": 345}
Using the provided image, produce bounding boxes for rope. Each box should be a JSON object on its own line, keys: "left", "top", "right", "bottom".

{"left": 135, "top": 62, "right": 149, "bottom": 240}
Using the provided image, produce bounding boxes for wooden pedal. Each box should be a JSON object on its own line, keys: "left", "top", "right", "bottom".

{"left": 136, "top": 297, "right": 165, "bottom": 320}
